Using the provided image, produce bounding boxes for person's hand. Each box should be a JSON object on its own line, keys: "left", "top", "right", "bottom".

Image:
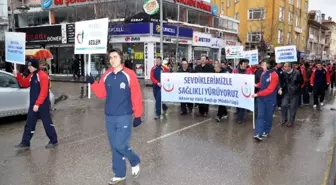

{"left": 157, "top": 83, "right": 162, "bottom": 87}
{"left": 133, "top": 117, "right": 142, "bottom": 127}
{"left": 254, "top": 84, "right": 258, "bottom": 87}
{"left": 252, "top": 94, "right": 258, "bottom": 98}
{"left": 13, "top": 70, "right": 18, "bottom": 77}
{"left": 278, "top": 89, "right": 283, "bottom": 95}
{"left": 86, "top": 73, "right": 95, "bottom": 84}
{"left": 310, "top": 84, "right": 313, "bottom": 87}
{"left": 33, "top": 105, "right": 39, "bottom": 112}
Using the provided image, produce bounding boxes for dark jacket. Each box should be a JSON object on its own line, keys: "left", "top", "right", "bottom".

{"left": 178, "top": 67, "right": 193, "bottom": 73}
{"left": 194, "top": 64, "right": 214, "bottom": 73}
{"left": 221, "top": 67, "right": 231, "bottom": 73}
{"left": 280, "top": 69, "right": 303, "bottom": 95}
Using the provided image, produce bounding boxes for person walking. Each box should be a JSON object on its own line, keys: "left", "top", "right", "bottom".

{"left": 194, "top": 55, "right": 214, "bottom": 116}
{"left": 275, "top": 63, "right": 284, "bottom": 110}
{"left": 233, "top": 59, "right": 252, "bottom": 124}
{"left": 14, "top": 59, "right": 58, "bottom": 149}
{"left": 278, "top": 63, "right": 303, "bottom": 127}
{"left": 150, "top": 56, "right": 169, "bottom": 120}
{"left": 214, "top": 63, "right": 228, "bottom": 122}
{"left": 253, "top": 59, "right": 279, "bottom": 141}
{"left": 179, "top": 59, "right": 194, "bottom": 115}
{"left": 310, "top": 62, "right": 331, "bottom": 108}
{"left": 87, "top": 48, "right": 142, "bottom": 184}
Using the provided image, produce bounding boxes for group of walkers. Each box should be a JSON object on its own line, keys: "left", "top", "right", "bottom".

{"left": 11, "top": 46, "right": 335, "bottom": 183}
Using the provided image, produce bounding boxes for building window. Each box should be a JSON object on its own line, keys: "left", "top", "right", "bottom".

{"left": 235, "top": 12, "right": 239, "bottom": 20}
{"left": 304, "top": 2, "right": 308, "bottom": 12}
{"left": 234, "top": 0, "right": 239, "bottom": 3}
{"left": 227, "top": 0, "right": 231, "bottom": 8}
{"left": 248, "top": 9, "right": 265, "bottom": 20}
{"left": 288, "top": 12, "right": 293, "bottom": 24}
{"left": 248, "top": 32, "right": 262, "bottom": 43}
{"left": 289, "top": 0, "right": 294, "bottom": 4}
{"left": 296, "top": 15, "right": 301, "bottom": 27}
{"left": 287, "top": 32, "right": 292, "bottom": 44}
{"left": 278, "top": 29, "right": 284, "bottom": 44}
{"left": 279, "top": 7, "right": 284, "bottom": 22}
{"left": 221, "top": 2, "right": 224, "bottom": 14}
{"left": 297, "top": 0, "right": 301, "bottom": 8}
{"left": 163, "top": 2, "right": 178, "bottom": 20}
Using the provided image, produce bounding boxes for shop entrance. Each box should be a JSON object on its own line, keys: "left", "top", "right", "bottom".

{"left": 193, "top": 47, "right": 210, "bottom": 60}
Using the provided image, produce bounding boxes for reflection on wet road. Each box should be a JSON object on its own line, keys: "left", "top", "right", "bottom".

{"left": 0, "top": 82, "right": 335, "bottom": 185}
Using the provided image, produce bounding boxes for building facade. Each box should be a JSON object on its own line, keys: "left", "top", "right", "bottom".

{"left": 306, "top": 10, "right": 329, "bottom": 60}
{"left": 213, "top": 0, "right": 309, "bottom": 52}
{"left": 322, "top": 16, "right": 336, "bottom": 61}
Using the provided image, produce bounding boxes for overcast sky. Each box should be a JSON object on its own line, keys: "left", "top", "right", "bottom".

{"left": 309, "top": 0, "right": 336, "bottom": 20}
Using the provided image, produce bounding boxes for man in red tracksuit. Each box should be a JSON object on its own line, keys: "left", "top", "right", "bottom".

{"left": 310, "top": 62, "right": 331, "bottom": 108}
{"left": 87, "top": 48, "right": 143, "bottom": 184}
{"left": 150, "top": 57, "right": 169, "bottom": 120}
{"left": 14, "top": 59, "right": 58, "bottom": 149}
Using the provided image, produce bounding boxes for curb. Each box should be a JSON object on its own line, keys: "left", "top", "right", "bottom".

{"left": 322, "top": 137, "right": 336, "bottom": 185}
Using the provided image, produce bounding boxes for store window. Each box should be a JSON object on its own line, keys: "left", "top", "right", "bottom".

{"left": 188, "top": 8, "right": 200, "bottom": 24}
{"left": 156, "top": 43, "right": 188, "bottom": 66}
{"left": 199, "top": 11, "right": 211, "bottom": 26}
{"left": 164, "top": 1, "right": 178, "bottom": 20}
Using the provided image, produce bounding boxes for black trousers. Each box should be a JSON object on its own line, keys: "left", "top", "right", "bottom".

{"left": 276, "top": 94, "right": 282, "bottom": 107}
{"left": 303, "top": 84, "right": 310, "bottom": 104}
{"left": 217, "top": 106, "right": 228, "bottom": 118}
{"left": 181, "top": 103, "right": 193, "bottom": 113}
{"left": 331, "top": 75, "right": 335, "bottom": 88}
{"left": 198, "top": 104, "right": 209, "bottom": 115}
{"left": 281, "top": 94, "right": 299, "bottom": 124}
{"left": 313, "top": 85, "right": 326, "bottom": 105}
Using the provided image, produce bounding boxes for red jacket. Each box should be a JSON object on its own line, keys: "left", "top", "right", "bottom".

{"left": 299, "top": 66, "right": 306, "bottom": 88}
{"left": 232, "top": 67, "right": 253, "bottom": 74}
{"left": 310, "top": 67, "right": 331, "bottom": 86}
{"left": 150, "top": 65, "right": 169, "bottom": 85}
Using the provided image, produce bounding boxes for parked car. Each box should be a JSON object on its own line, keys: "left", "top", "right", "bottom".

{"left": 0, "top": 70, "right": 55, "bottom": 118}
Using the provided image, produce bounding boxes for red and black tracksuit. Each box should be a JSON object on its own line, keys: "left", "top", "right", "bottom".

{"left": 150, "top": 65, "right": 169, "bottom": 117}
{"left": 16, "top": 71, "right": 58, "bottom": 146}
{"left": 310, "top": 67, "right": 331, "bottom": 105}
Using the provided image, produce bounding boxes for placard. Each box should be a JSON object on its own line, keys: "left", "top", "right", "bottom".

{"left": 225, "top": 46, "right": 244, "bottom": 59}
{"left": 244, "top": 50, "right": 259, "bottom": 65}
{"left": 5, "top": 32, "right": 26, "bottom": 65}
{"left": 275, "top": 45, "right": 297, "bottom": 63}
{"left": 75, "top": 18, "right": 108, "bottom": 54}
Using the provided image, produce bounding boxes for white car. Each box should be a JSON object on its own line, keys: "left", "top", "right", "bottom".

{"left": 0, "top": 70, "right": 55, "bottom": 118}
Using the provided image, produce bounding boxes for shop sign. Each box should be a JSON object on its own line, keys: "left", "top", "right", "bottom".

{"left": 225, "top": 40, "right": 238, "bottom": 46}
{"left": 109, "top": 23, "right": 150, "bottom": 36}
{"left": 143, "top": 0, "right": 159, "bottom": 15}
{"left": 152, "top": 24, "right": 193, "bottom": 38}
{"left": 75, "top": 18, "right": 109, "bottom": 54}
{"left": 125, "top": 36, "right": 141, "bottom": 42}
{"left": 41, "top": 0, "right": 117, "bottom": 9}
{"left": 174, "top": 0, "right": 211, "bottom": 12}
{"left": 211, "top": 38, "right": 222, "bottom": 49}
{"left": 16, "top": 25, "right": 65, "bottom": 45}
{"left": 192, "top": 31, "right": 212, "bottom": 47}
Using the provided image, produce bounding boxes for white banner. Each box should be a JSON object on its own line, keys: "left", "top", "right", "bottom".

{"left": 161, "top": 73, "right": 255, "bottom": 111}
{"left": 225, "top": 46, "right": 244, "bottom": 59}
{"left": 75, "top": 18, "right": 109, "bottom": 54}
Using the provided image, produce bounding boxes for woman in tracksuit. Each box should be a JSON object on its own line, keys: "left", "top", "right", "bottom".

{"left": 87, "top": 48, "right": 143, "bottom": 184}
{"left": 253, "top": 59, "right": 279, "bottom": 141}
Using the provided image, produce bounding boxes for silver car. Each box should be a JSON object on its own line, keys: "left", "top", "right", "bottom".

{"left": 0, "top": 70, "right": 55, "bottom": 118}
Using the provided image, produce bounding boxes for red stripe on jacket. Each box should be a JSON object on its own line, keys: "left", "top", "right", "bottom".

{"left": 257, "top": 71, "right": 279, "bottom": 97}
{"left": 310, "top": 67, "right": 331, "bottom": 85}
{"left": 150, "top": 65, "right": 169, "bottom": 84}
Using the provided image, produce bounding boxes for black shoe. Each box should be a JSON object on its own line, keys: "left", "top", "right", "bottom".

{"left": 45, "top": 143, "right": 58, "bottom": 149}
{"left": 281, "top": 120, "right": 287, "bottom": 125}
{"left": 286, "top": 123, "right": 293, "bottom": 127}
{"left": 237, "top": 120, "right": 243, "bottom": 124}
{"left": 15, "top": 143, "right": 30, "bottom": 150}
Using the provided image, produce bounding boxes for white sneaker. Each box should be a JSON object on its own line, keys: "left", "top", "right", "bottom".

{"left": 132, "top": 164, "right": 140, "bottom": 178}
{"left": 320, "top": 102, "right": 324, "bottom": 107}
{"left": 313, "top": 105, "right": 317, "bottom": 109}
{"left": 108, "top": 177, "right": 126, "bottom": 184}
{"left": 278, "top": 107, "right": 281, "bottom": 111}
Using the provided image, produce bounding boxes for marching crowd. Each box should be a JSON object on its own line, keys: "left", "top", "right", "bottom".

{"left": 150, "top": 54, "right": 335, "bottom": 141}
{"left": 10, "top": 47, "right": 335, "bottom": 184}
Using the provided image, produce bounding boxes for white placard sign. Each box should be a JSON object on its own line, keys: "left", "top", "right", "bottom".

{"left": 244, "top": 50, "right": 259, "bottom": 65}
{"left": 275, "top": 45, "right": 297, "bottom": 63}
{"left": 225, "top": 46, "right": 244, "bottom": 59}
{"left": 75, "top": 18, "right": 109, "bottom": 54}
{"left": 5, "top": 32, "right": 26, "bottom": 65}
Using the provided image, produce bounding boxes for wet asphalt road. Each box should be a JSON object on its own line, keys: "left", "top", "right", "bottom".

{"left": 0, "top": 82, "right": 336, "bottom": 185}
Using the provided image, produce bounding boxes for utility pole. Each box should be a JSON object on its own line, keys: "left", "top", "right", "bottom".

{"left": 175, "top": 4, "right": 180, "bottom": 72}
{"left": 10, "top": 0, "right": 15, "bottom": 32}
{"left": 159, "top": 0, "right": 163, "bottom": 59}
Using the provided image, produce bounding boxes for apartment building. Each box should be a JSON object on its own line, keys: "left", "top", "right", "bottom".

{"left": 322, "top": 15, "right": 336, "bottom": 61}
{"left": 213, "top": 0, "right": 309, "bottom": 52}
